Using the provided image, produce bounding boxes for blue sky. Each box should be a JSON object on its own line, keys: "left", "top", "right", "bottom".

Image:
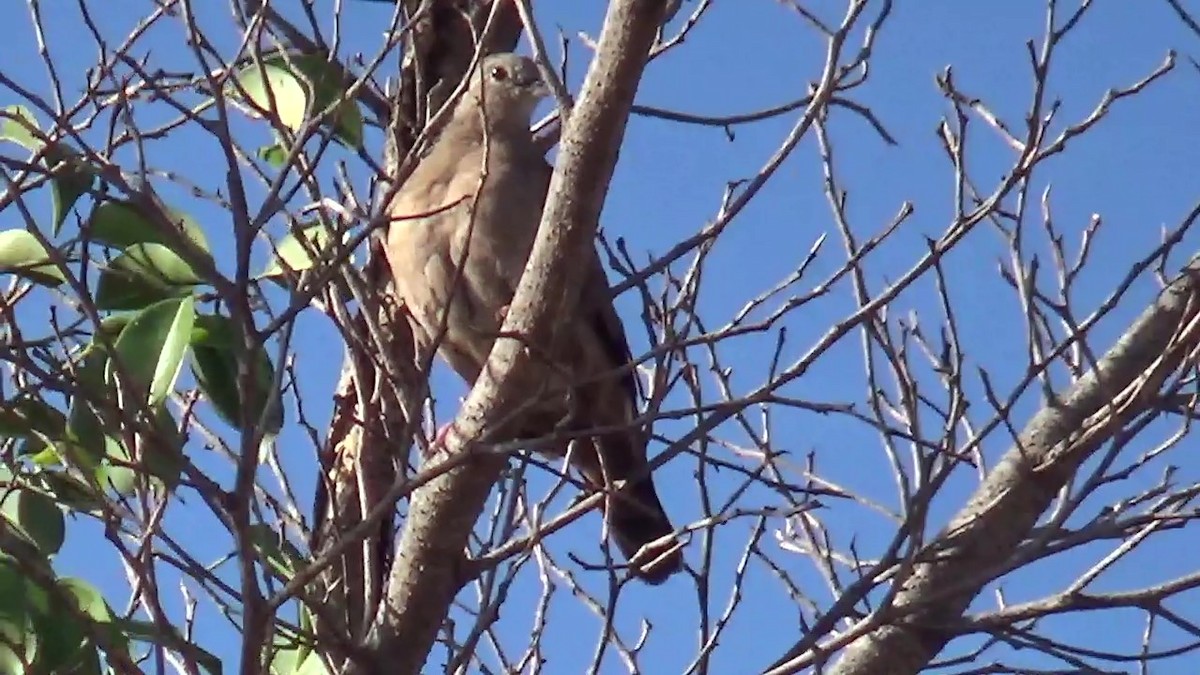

{"left": 3, "top": 1, "right": 1200, "bottom": 673}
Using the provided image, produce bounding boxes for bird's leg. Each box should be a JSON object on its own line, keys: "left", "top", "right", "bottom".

{"left": 426, "top": 422, "right": 458, "bottom": 456}
{"left": 492, "top": 303, "right": 559, "bottom": 364}
{"left": 492, "top": 302, "right": 536, "bottom": 347}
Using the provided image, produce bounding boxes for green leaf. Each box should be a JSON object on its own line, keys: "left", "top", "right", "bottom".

{"left": 33, "top": 604, "right": 86, "bottom": 672}
{"left": 296, "top": 651, "right": 332, "bottom": 675}
{"left": 111, "top": 296, "right": 196, "bottom": 404}
{"left": 0, "top": 105, "right": 40, "bottom": 151}
{"left": 0, "top": 487, "right": 65, "bottom": 556}
{"left": 96, "top": 243, "right": 200, "bottom": 311}
{"left": 271, "top": 646, "right": 332, "bottom": 675}
{"left": 247, "top": 524, "right": 305, "bottom": 582}
{"left": 258, "top": 143, "right": 289, "bottom": 168}
{"left": 1, "top": 107, "right": 96, "bottom": 234}
{"left": 287, "top": 53, "right": 364, "bottom": 149}
{"left": 63, "top": 326, "right": 187, "bottom": 494}
{"left": 97, "top": 442, "right": 136, "bottom": 495}
{"left": 111, "top": 242, "right": 202, "bottom": 286}
{"left": 0, "top": 640, "right": 22, "bottom": 675}
{"left": 62, "top": 436, "right": 122, "bottom": 487}
{"left": 87, "top": 201, "right": 210, "bottom": 253}
{"left": 94, "top": 271, "right": 182, "bottom": 313}
{"left": 112, "top": 618, "right": 222, "bottom": 675}
{"left": 37, "top": 472, "right": 104, "bottom": 515}
{"left": 190, "top": 314, "right": 282, "bottom": 433}
{"left": 0, "top": 229, "right": 67, "bottom": 286}
{"left": 46, "top": 146, "right": 95, "bottom": 235}
{"left": 64, "top": 344, "right": 116, "bottom": 471}
{"left": 58, "top": 579, "right": 113, "bottom": 624}
{"left": 142, "top": 405, "right": 186, "bottom": 491}
{"left": 52, "top": 579, "right": 120, "bottom": 674}
{"left": 46, "top": 639, "right": 100, "bottom": 675}
{"left": 190, "top": 346, "right": 240, "bottom": 426}
{"left": 0, "top": 397, "right": 65, "bottom": 442}
{"left": 231, "top": 62, "right": 309, "bottom": 131}
{"left": 70, "top": 324, "right": 187, "bottom": 496}
{"left": 294, "top": 604, "right": 317, "bottom": 672}
{"left": 96, "top": 415, "right": 183, "bottom": 496}
{"left": 231, "top": 53, "right": 363, "bottom": 149}
{"left": 63, "top": 408, "right": 107, "bottom": 475}
{"left": 268, "top": 607, "right": 315, "bottom": 673}
{"left": 259, "top": 222, "right": 336, "bottom": 279}
{"left": 25, "top": 443, "right": 60, "bottom": 466}
{"left": 0, "top": 558, "right": 43, "bottom": 668}
{"left": 10, "top": 578, "right": 114, "bottom": 674}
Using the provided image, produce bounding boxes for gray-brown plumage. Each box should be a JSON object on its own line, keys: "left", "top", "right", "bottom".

{"left": 385, "top": 53, "right": 682, "bottom": 584}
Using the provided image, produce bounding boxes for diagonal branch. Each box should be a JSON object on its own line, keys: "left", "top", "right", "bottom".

{"left": 766, "top": 247, "right": 1200, "bottom": 674}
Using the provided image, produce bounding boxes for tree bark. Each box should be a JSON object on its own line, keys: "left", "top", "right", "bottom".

{"left": 774, "top": 254, "right": 1200, "bottom": 674}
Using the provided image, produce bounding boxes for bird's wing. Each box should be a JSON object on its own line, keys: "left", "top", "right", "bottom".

{"left": 580, "top": 250, "right": 642, "bottom": 411}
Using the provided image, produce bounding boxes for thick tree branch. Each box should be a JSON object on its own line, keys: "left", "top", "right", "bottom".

{"left": 775, "top": 251, "right": 1200, "bottom": 674}
{"left": 313, "top": 2, "right": 521, "bottom": 669}
{"left": 354, "top": 2, "right": 674, "bottom": 673}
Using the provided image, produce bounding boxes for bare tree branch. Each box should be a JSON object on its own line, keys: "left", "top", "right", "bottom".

{"left": 794, "top": 244, "right": 1200, "bottom": 674}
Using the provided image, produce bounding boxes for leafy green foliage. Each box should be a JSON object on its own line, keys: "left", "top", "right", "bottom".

{"left": 46, "top": 146, "right": 96, "bottom": 235}
{"left": 260, "top": 221, "right": 338, "bottom": 280}
{"left": 87, "top": 201, "right": 211, "bottom": 253}
{"left": 0, "top": 397, "right": 66, "bottom": 445}
{"left": 0, "top": 486, "right": 65, "bottom": 556}
{"left": 0, "top": 558, "right": 46, "bottom": 673}
{"left": 258, "top": 143, "right": 290, "bottom": 167}
{"left": 35, "top": 472, "right": 104, "bottom": 516}
{"left": 0, "top": 26, "right": 367, "bottom": 675}
{"left": 0, "top": 554, "right": 135, "bottom": 674}
{"left": 286, "top": 53, "right": 364, "bottom": 149}
{"left": 53, "top": 306, "right": 192, "bottom": 497}
{"left": 0, "top": 105, "right": 96, "bottom": 234}
{"left": 64, "top": 342, "right": 119, "bottom": 473}
{"left": 191, "top": 313, "right": 282, "bottom": 433}
{"left": 233, "top": 61, "right": 310, "bottom": 131}
{"left": 231, "top": 51, "right": 364, "bottom": 151}
{"left": 110, "top": 296, "right": 197, "bottom": 405}
{"left": 268, "top": 597, "right": 327, "bottom": 675}
{"left": 0, "top": 230, "right": 67, "bottom": 286}
{"left": 115, "top": 618, "right": 222, "bottom": 675}
{"left": 248, "top": 524, "right": 307, "bottom": 583}
{"left": 270, "top": 642, "right": 331, "bottom": 675}
{"left": 95, "top": 243, "right": 202, "bottom": 311}
{"left": 0, "top": 105, "right": 41, "bottom": 150}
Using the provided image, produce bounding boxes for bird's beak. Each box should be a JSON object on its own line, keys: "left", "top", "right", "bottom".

{"left": 513, "top": 66, "right": 551, "bottom": 99}
{"left": 527, "top": 75, "right": 551, "bottom": 99}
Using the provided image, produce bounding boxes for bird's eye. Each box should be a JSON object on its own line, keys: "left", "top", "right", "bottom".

{"left": 489, "top": 65, "right": 509, "bottom": 81}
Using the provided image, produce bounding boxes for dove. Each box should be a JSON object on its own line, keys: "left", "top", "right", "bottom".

{"left": 385, "top": 53, "right": 682, "bottom": 584}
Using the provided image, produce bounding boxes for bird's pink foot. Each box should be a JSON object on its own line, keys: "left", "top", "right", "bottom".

{"left": 425, "top": 422, "right": 457, "bottom": 457}
{"left": 496, "top": 303, "right": 510, "bottom": 324}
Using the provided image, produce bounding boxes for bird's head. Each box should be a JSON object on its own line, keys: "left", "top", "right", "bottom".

{"left": 461, "top": 53, "right": 550, "bottom": 132}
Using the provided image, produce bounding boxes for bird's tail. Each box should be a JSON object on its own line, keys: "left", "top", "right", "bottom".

{"left": 588, "top": 433, "right": 683, "bottom": 585}
{"left": 607, "top": 473, "right": 682, "bottom": 585}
